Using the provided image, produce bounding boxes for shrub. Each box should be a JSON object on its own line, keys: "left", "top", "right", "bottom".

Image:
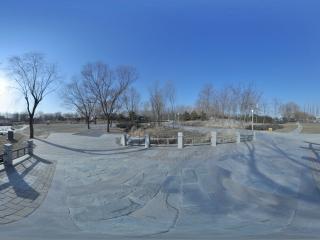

{"left": 116, "top": 122, "right": 134, "bottom": 131}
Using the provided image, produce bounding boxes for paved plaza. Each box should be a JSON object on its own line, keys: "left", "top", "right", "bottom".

{"left": 0, "top": 156, "right": 56, "bottom": 224}
{"left": 0, "top": 130, "right": 320, "bottom": 239}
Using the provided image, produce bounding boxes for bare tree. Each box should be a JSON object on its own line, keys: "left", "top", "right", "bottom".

{"left": 164, "top": 81, "right": 177, "bottom": 127}
{"left": 63, "top": 77, "right": 96, "bottom": 129}
{"left": 229, "top": 85, "right": 241, "bottom": 119}
{"left": 83, "top": 62, "right": 138, "bottom": 132}
{"left": 149, "top": 82, "right": 166, "bottom": 126}
{"left": 7, "top": 52, "right": 58, "bottom": 138}
{"left": 196, "top": 83, "right": 215, "bottom": 118}
{"left": 238, "top": 83, "right": 262, "bottom": 122}
{"left": 122, "top": 87, "right": 141, "bottom": 123}
{"left": 261, "top": 100, "right": 269, "bottom": 124}
{"left": 218, "top": 86, "right": 232, "bottom": 118}
{"left": 280, "top": 102, "right": 300, "bottom": 120}
{"left": 142, "top": 101, "right": 152, "bottom": 120}
{"left": 272, "top": 98, "right": 281, "bottom": 118}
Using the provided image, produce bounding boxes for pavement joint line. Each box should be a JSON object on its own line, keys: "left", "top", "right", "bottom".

{"left": 0, "top": 157, "right": 56, "bottom": 224}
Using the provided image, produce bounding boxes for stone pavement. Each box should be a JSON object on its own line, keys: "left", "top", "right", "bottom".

{"left": 0, "top": 156, "right": 56, "bottom": 224}
{"left": 1, "top": 132, "right": 320, "bottom": 239}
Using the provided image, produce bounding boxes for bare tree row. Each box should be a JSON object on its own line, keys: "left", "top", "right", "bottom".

{"left": 196, "top": 83, "right": 262, "bottom": 122}
{"left": 8, "top": 52, "right": 319, "bottom": 140}
{"left": 63, "top": 62, "right": 138, "bottom": 130}
{"left": 147, "top": 81, "right": 177, "bottom": 126}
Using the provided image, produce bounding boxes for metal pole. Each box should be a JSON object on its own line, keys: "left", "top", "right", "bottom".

{"left": 251, "top": 109, "right": 254, "bottom": 131}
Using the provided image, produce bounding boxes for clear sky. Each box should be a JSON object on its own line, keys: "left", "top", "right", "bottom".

{"left": 0, "top": 0, "right": 319, "bottom": 113}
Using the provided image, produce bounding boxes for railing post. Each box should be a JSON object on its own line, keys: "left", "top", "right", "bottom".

{"left": 145, "top": 134, "right": 150, "bottom": 149}
{"left": 236, "top": 132, "right": 241, "bottom": 144}
{"left": 121, "top": 134, "right": 127, "bottom": 146}
{"left": 211, "top": 131, "right": 217, "bottom": 147}
{"left": 7, "top": 130, "right": 14, "bottom": 141}
{"left": 27, "top": 140, "right": 34, "bottom": 155}
{"left": 178, "top": 132, "right": 184, "bottom": 149}
{"left": 3, "top": 144, "right": 12, "bottom": 166}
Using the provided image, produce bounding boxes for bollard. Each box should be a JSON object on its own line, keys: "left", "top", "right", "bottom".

{"left": 178, "top": 132, "right": 184, "bottom": 149}
{"left": 211, "top": 131, "right": 217, "bottom": 147}
{"left": 3, "top": 143, "right": 13, "bottom": 166}
{"left": 253, "top": 131, "right": 256, "bottom": 141}
{"left": 236, "top": 132, "right": 241, "bottom": 144}
{"left": 145, "top": 134, "right": 150, "bottom": 149}
{"left": 121, "top": 134, "right": 127, "bottom": 146}
{"left": 27, "top": 140, "right": 33, "bottom": 155}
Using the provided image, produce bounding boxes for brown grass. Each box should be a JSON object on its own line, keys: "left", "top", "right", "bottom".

{"left": 129, "top": 126, "right": 208, "bottom": 138}
{"left": 21, "top": 123, "right": 111, "bottom": 138}
{"left": 274, "top": 123, "right": 298, "bottom": 133}
{"left": 0, "top": 133, "right": 28, "bottom": 154}
{"left": 301, "top": 123, "right": 320, "bottom": 134}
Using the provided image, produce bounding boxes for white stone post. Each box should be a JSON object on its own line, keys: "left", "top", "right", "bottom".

{"left": 4, "top": 144, "right": 12, "bottom": 166}
{"left": 253, "top": 131, "right": 256, "bottom": 141}
{"left": 121, "top": 134, "right": 127, "bottom": 146}
{"left": 236, "top": 132, "right": 241, "bottom": 144}
{"left": 27, "top": 140, "right": 33, "bottom": 155}
{"left": 211, "top": 131, "right": 217, "bottom": 147}
{"left": 145, "top": 134, "right": 150, "bottom": 149}
{"left": 178, "top": 132, "right": 184, "bottom": 149}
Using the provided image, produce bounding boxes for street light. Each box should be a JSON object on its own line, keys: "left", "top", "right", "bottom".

{"left": 251, "top": 109, "right": 254, "bottom": 131}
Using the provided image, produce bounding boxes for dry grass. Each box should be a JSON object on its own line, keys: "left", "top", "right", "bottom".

{"left": 0, "top": 123, "right": 123, "bottom": 154}
{"left": 181, "top": 119, "right": 242, "bottom": 128}
{"left": 0, "top": 133, "right": 28, "bottom": 154}
{"left": 21, "top": 123, "right": 112, "bottom": 138}
{"left": 301, "top": 123, "right": 320, "bottom": 134}
{"left": 274, "top": 123, "right": 298, "bottom": 133}
{"left": 129, "top": 126, "right": 208, "bottom": 138}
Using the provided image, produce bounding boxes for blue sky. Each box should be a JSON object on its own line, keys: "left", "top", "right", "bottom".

{"left": 0, "top": 0, "right": 320, "bottom": 113}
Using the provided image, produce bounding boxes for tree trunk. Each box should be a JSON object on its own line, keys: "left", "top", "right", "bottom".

{"left": 106, "top": 118, "right": 110, "bottom": 132}
{"left": 29, "top": 117, "right": 34, "bottom": 139}
{"left": 86, "top": 117, "right": 90, "bottom": 129}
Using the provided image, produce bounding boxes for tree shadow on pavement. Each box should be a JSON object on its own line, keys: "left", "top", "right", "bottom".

{"left": 35, "top": 138, "right": 147, "bottom": 156}
{"left": 0, "top": 155, "right": 52, "bottom": 200}
{"left": 301, "top": 141, "right": 320, "bottom": 163}
{"left": 243, "top": 141, "right": 320, "bottom": 204}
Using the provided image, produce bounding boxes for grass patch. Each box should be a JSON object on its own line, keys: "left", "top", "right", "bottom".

{"left": 0, "top": 133, "right": 28, "bottom": 154}
{"left": 274, "top": 123, "right": 298, "bottom": 133}
{"left": 129, "top": 126, "right": 208, "bottom": 138}
{"left": 301, "top": 123, "right": 320, "bottom": 134}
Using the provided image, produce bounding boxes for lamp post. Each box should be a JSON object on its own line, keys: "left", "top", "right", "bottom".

{"left": 251, "top": 109, "right": 254, "bottom": 131}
